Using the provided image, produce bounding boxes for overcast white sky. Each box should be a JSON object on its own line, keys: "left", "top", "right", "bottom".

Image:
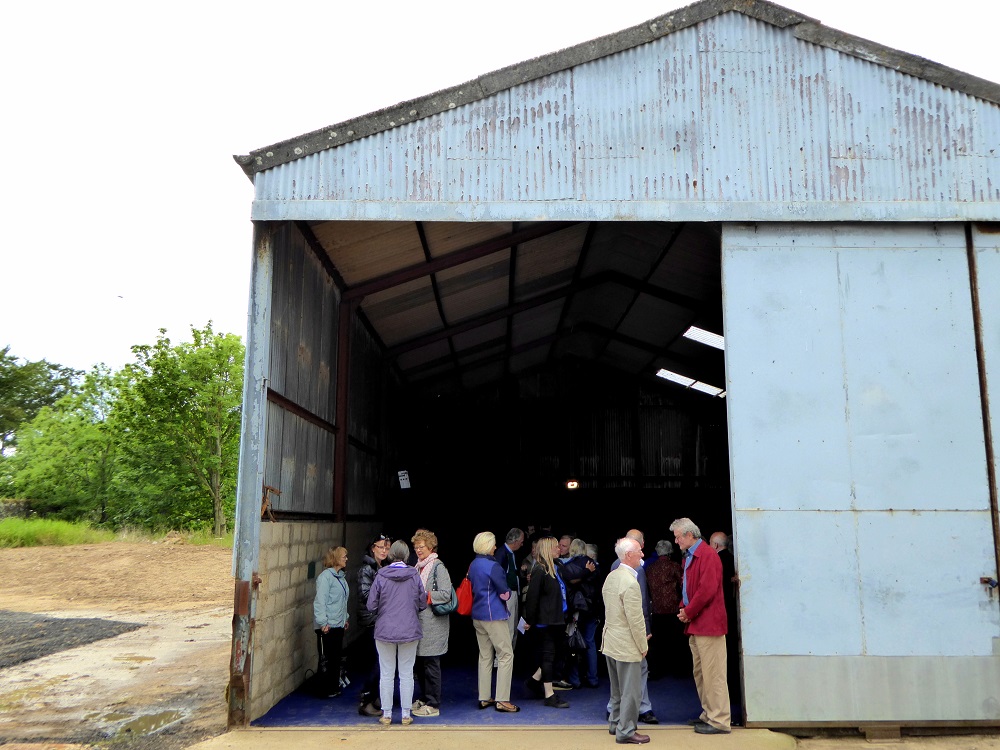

{"left": 3, "top": 0, "right": 998, "bottom": 373}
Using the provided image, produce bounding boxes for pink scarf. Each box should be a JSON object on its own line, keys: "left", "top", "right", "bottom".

{"left": 415, "top": 552, "right": 439, "bottom": 589}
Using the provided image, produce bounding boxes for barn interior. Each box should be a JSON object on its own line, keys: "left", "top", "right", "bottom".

{"left": 313, "top": 219, "right": 733, "bottom": 553}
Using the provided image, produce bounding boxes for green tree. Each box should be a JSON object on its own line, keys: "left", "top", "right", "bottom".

{"left": 0, "top": 347, "right": 80, "bottom": 454}
{"left": 115, "top": 324, "right": 244, "bottom": 535}
{"left": 9, "top": 366, "right": 122, "bottom": 522}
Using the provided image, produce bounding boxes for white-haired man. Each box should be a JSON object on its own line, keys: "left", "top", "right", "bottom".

{"left": 606, "top": 529, "right": 657, "bottom": 724}
{"left": 601, "top": 537, "right": 651, "bottom": 745}
{"left": 671, "top": 517, "right": 731, "bottom": 735}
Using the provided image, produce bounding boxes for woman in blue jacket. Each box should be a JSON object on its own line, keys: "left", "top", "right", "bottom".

{"left": 469, "top": 531, "right": 519, "bottom": 713}
{"left": 312, "top": 546, "right": 349, "bottom": 698}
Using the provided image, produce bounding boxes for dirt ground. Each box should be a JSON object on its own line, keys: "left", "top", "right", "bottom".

{"left": 0, "top": 540, "right": 233, "bottom": 750}
{"left": 1, "top": 541, "right": 998, "bottom": 750}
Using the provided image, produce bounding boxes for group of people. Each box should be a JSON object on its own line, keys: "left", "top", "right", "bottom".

{"left": 313, "top": 529, "right": 453, "bottom": 725}
{"left": 311, "top": 518, "right": 737, "bottom": 742}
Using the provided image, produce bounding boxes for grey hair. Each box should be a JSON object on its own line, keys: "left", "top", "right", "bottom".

{"left": 569, "top": 538, "right": 587, "bottom": 557}
{"left": 585, "top": 543, "right": 598, "bottom": 560}
{"left": 614, "top": 537, "right": 640, "bottom": 561}
{"left": 668, "top": 517, "right": 702, "bottom": 539}
{"left": 655, "top": 539, "right": 673, "bottom": 556}
{"left": 388, "top": 540, "right": 410, "bottom": 563}
{"left": 505, "top": 527, "right": 525, "bottom": 544}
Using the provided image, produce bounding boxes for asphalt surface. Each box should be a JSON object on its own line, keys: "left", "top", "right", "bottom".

{"left": 0, "top": 609, "right": 142, "bottom": 669}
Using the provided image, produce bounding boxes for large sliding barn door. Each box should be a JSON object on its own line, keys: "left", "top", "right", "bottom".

{"left": 722, "top": 223, "right": 1000, "bottom": 725}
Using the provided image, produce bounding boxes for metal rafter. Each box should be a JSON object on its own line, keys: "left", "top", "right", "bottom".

{"left": 388, "top": 270, "right": 712, "bottom": 358}
{"left": 342, "top": 221, "right": 578, "bottom": 302}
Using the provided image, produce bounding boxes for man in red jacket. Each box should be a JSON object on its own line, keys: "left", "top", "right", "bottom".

{"left": 671, "top": 517, "right": 731, "bottom": 735}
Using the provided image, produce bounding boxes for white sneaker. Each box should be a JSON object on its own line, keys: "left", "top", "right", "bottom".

{"left": 412, "top": 704, "right": 440, "bottom": 717}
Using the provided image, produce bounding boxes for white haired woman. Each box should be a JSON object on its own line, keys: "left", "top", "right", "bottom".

{"left": 367, "top": 539, "right": 427, "bottom": 725}
{"left": 469, "top": 531, "right": 519, "bottom": 713}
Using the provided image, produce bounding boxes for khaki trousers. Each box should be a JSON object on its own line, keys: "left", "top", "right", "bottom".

{"left": 474, "top": 618, "right": 514, "bottom": 702}
{"left": 690, "top": 634, "right": 731, "bottom": 731}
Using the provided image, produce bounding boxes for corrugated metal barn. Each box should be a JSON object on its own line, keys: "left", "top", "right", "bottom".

{"left": 228, "top": 0, "right": 1000, "bottom": 731}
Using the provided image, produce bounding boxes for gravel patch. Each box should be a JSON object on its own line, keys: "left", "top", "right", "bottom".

{"left": 0, "top": 609, "right": 143, "bottom": 669}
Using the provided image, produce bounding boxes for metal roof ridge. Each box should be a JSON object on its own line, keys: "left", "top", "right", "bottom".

{"left": 233, "top": 0, "right": 999, "bottom": 179}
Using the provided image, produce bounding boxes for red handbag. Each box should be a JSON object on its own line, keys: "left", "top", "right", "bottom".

{"left": 455, "top": 567, "right": 473, "bottom": 616}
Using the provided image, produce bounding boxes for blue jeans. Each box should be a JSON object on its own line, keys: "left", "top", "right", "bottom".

{"left": 565, "top": 612, "right": 599, "bottom": 686}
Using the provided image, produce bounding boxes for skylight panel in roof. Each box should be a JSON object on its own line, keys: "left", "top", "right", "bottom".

{"left": 656, "top": 368, "right": 725, "bottom": 398}
{"left": 683, "top": 326, "right": 725, "bottom": 350}
{"left": 655, "top": 369, "right": 695, "bottom": 387}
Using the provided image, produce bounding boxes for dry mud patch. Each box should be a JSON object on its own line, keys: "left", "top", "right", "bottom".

{"left": 0, "top": 541, "right": 233, "bottom": 749}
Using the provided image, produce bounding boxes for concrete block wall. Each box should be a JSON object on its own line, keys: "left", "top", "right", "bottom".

{"left": 249, "top": 520, "right": 343, "bottom": 721}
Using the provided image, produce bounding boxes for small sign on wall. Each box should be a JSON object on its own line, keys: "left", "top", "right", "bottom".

{"left": 398, "top": 470, "right": 411, "bottom": 489}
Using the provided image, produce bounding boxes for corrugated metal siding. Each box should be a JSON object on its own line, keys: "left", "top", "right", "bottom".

{"left": 263, "top": 400, "right": 334, "bottom": 514}
{"left": 347, "top": 315, "right": 399, "bottom": 517}
{"left": 348, "top": 315, "right": 384, "bottom": 451}
{"left": 267, "top": 224, "right": 338, "bottom": 419}
{"left": 253, "top": 12, "right": 1000, "bottom": 220}
{"left": 346, "top": 444, "right": 380, "bottom": 516}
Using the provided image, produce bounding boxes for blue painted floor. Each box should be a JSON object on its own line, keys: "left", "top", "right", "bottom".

{"left": 254, "top": 666, "right": 718, "bottom": 728}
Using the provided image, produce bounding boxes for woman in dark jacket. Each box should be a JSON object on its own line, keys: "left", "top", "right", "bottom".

{"left": 367, "top": 540, "right": 427, "bottom": 725}
{"left": 469, "top": 531, "right": 519, "bottom": 713}
{"left": 523, "top": 536, "right": 571, "bottom": 708}
{"left": 563, "top": 538, "right": 600, "bottom": 688}
{"left": 356, "top": 533, "right": 390, "bottom": 716}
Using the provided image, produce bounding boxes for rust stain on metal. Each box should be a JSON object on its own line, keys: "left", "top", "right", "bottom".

{"left": 234, "top": 579, "right": 250, "bottom": 616}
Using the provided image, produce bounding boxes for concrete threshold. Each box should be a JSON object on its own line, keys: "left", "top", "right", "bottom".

{"left": 187, "top": 725, "right": 797, "bottom": 750}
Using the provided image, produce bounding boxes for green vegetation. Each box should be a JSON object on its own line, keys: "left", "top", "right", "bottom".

{"left": 0, "top": 323, "right": 244, "bottom": 535}
{"left": 0, "top": 518, "right": 234, "bottom": 548}
{"left": 0, "top": 517, "right": 116, "bottom": 547}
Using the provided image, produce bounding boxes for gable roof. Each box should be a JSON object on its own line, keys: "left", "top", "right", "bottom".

{"left": 235, "top": 0, "right": 1000, "bottom": 178}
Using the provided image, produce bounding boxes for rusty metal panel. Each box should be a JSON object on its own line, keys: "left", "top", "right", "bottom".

{"left": 723, "top": 222, "right": 999, "bottom": 722}
{"left": 252, "top": 13, "right": 1000, "bottom": 223}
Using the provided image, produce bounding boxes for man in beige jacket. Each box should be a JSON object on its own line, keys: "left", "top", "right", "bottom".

{"left": 601, "top": 537, "right": 651, "bottom": 745}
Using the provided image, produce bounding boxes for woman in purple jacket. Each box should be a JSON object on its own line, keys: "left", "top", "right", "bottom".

{"left": 366, "top": 540, "right": 427, "bottom": 725}
{"left": 469, "top": 531, "right": 519, "bottom": 713}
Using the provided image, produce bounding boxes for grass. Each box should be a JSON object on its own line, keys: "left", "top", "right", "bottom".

{"left": 0, "top": 518, "right": 117, "bottom": 547}
{"left": 0, "top": 518, "right": 233, "bottom": 548}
